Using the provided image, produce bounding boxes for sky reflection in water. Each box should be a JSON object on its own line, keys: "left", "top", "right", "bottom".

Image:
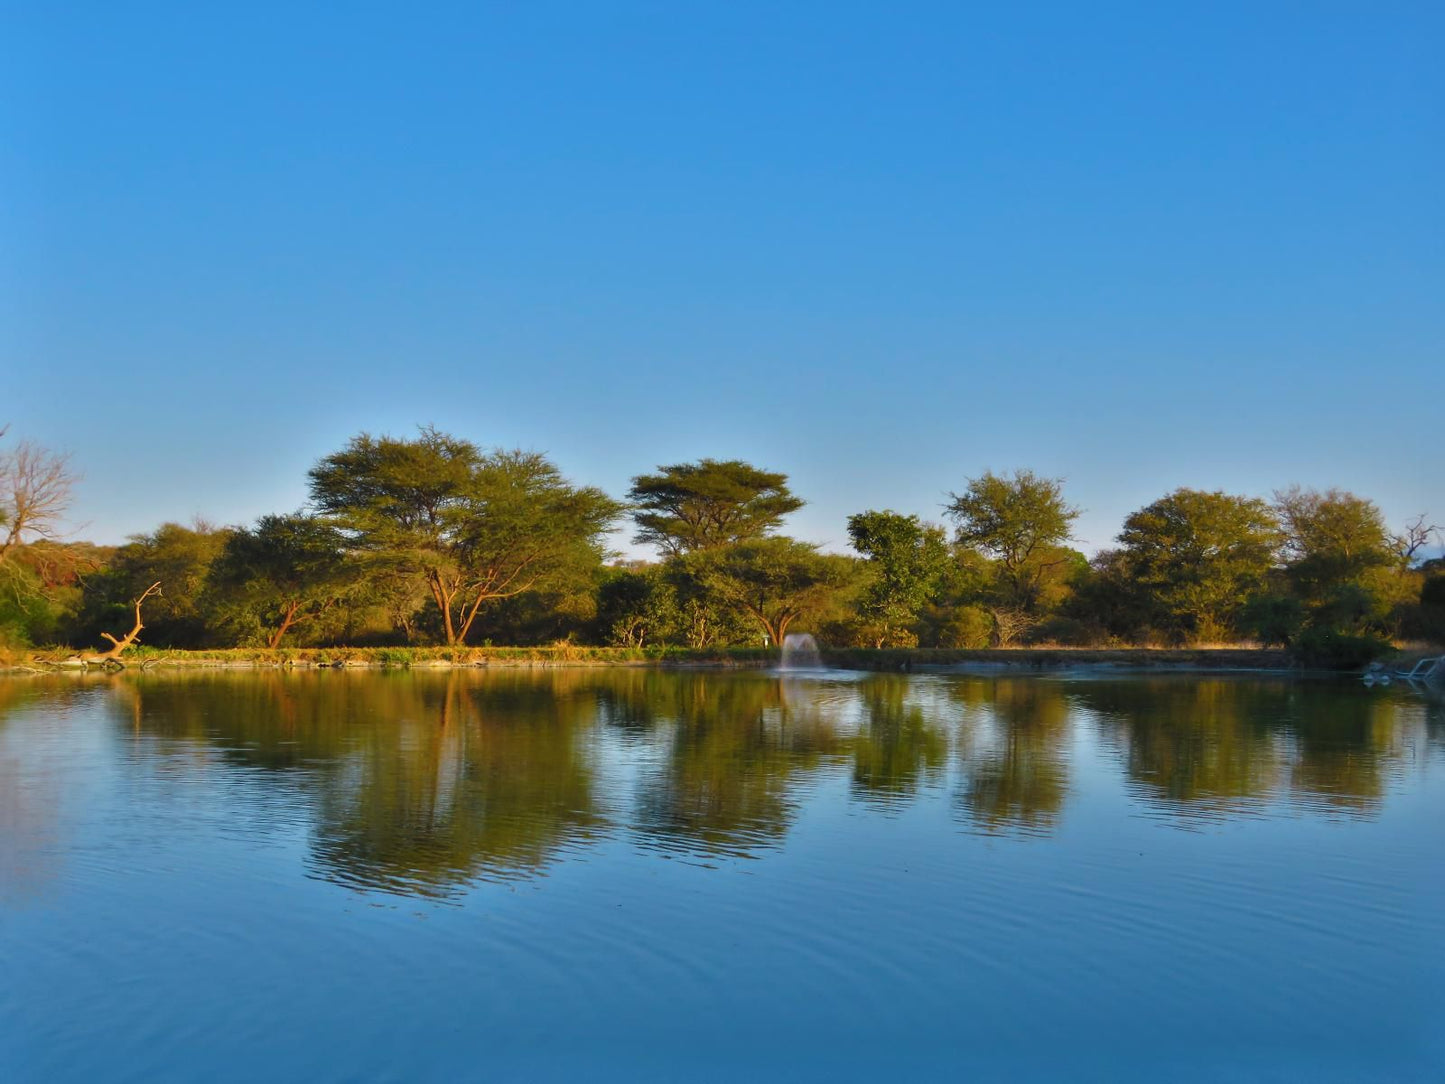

{"left": 2, "top": 669, "right": 1442, "bottom": 1081}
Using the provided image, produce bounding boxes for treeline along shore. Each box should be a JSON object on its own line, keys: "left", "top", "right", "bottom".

{"left": 1, "top": 425, "right": 1441, "bottom": 670}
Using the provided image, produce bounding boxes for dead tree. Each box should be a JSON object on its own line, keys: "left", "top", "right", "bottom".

{"left": 0, "top": 436, "right": 77, "bottom": 565}
{"left": 93, "top": 582, "right": 163, "bottom": 663}
{"left": 990, "top": 606, "right": 1037, "bottom": 648}
{"left": 1398, "top": 514, "right": 1442, "bottom": 564}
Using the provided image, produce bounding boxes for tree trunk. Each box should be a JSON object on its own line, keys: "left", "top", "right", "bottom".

{"left": 743, "top": 604, "right": 782, "bottom": 646}
{"left": 94, "top": 582, "right": 162, "bottom": 661}
{"left": 456, "top": 589, "right": 492, "bottom": 645}
{"left": 268, "top": 601, "right": 302, "bottom": 649}
{"left": 427, "top": 570, "right": 459, "bottom": 645}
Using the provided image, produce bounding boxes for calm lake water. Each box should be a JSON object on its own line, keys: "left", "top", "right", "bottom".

{"left": 2, "top": 668, "right": 1442, "bottom": 1081}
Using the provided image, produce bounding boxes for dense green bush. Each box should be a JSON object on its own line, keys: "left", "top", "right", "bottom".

{"left": 1290, "top": 627, "right": 1394, "bottom": 670}
{"left": 1029, "top": 615, "right": 1102, "bottom": 647}
{"left": 1239, "top": 594, "right": 1306, "bottom": 648}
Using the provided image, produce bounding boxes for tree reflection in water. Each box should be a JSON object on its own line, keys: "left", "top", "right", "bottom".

{"left": 1073, "top": 677, "right": 1426, "bottom": 820}
{"left": 610, "top": 671, "right": 842, "bottom": 859}
{"left": 309, "top": 673, "right": 607, "bottom": 896}
{"left": 1079, "top": 678, "right": 1287, "bottom": 814}
{"left": 849, "top": 674, "right": 949, "bottom": 809}
{"left": 105, "top": 671, "right": 608, "bottom": 897}
{"left": 950, "top": 677, "right": 1073, "bottom": 837}
{"left": 1, "top": 668, "right": 1433, "bottom": 899}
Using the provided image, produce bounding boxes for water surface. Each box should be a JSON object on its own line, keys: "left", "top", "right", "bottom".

{"left": 2, "top": 669, "right": 1441, "bottom": 1080}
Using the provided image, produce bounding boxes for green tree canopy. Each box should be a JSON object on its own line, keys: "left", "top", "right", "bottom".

{"left": 309, "top": 428, "right": 620, "bottom": 645}
{"left": 944, "top": 470, "right": 1081, "bottom": 644}
{"left": 208, "top": 513, "right": 353, "bottom": 648}
{"left": 846, "top": 510, "right": 950, "bottom": 647}
{"left": 627, "top": 459, "right": 803, "bottom": 557}
{"left": 945, "top": 471, "right": 1078, "bottom": 566}
{"left": 1274, "top": 486, "right": 1398, "bottom": 593}
{"left": 1273, "top": 487, "right": 1407, "bottom": 636}
{"left": 72, "top": 521, "right": 232, "bottom": 649}
{"left": 1116, "top": 488, "right": 1281, "bottom": 642}
{"left": 595, "top": 565, "right": 681, "bottom": 648}
{"left": 1066, "top": 548, "right": 1153, "bottom": 642}
{"left": 677, "top": 537, "right": 856, "bottom": 646}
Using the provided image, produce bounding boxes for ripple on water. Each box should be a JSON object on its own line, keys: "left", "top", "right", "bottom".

{"left": 2, "top": 670, "right": 1442, "bottom": 1080}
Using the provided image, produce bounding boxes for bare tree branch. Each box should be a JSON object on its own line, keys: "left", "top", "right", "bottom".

{"left": 1397, "top": 513, "right": 1441, "bottom": 564}
{"left": 93, "top": 582, "right": 163, "bottom": 661}
{"left": 0, "top": 437, "right": 77, "bottom": 564}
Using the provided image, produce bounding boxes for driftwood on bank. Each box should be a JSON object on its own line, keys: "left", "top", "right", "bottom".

{"left": 86, "top": 582, "right": 163, "bottom": 666}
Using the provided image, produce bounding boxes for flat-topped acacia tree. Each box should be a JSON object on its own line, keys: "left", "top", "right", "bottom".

{"left": 308, "top": 427, "right": 620, "bottom": 646}
{"left": 628, "top": 459, "right": 803, "bottom": 557}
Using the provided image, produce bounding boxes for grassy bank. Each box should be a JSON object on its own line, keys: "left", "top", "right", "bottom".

{"left": 8, "top": 644, "right": 774, "bottom": 670}
{"left": 821, "top": 646, "right": 1296, "bottom": 671}
{"left": 2, "top": 644, "right": 1306, "bottom": 673}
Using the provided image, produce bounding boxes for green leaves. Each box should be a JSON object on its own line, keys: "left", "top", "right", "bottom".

{"left": 208, "top": 514, "right": 353, "bottom": 647}
{"left": 1274, "top": 487, "right": 1398, "bottom": 603}
{"left": 847, "top": 510, "right": 950, "bottom": 646}
{"left": 1116, "top": 489, "right": 1281, "bottom": 642}
{"left": 674, "top": 537, "right": 857, "bottom": 645}
{"left": 308, "top": 428, "right": 621, "bottom": 644}
{"left": 628, "top": 459, "right": 803, "bottom": 556}
{"left": 945, "top": 471, "right": 1081, "bottom": 618}
{"left": 946, "top": 470, "right": 1079, "bottom": 572}
{"left": 308, "top": 427, "right": 482, "bottom": 552}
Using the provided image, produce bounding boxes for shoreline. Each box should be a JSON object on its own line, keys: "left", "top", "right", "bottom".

{"left": 1, "top": 645, "right": 1315, "bottom": 675}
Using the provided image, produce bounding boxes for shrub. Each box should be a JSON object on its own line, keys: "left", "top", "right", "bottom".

{"left": 1028, "top": 616, "right": 1101, "bottom": 647}
{"left": 1291, "top": 627, "right": 1394, "bottom": 670}
{"left": 1240, "top": 594, "right": 1306, "bottom": 648}
{"left": 930, "top": 605, "right": 993, "bottom": 649}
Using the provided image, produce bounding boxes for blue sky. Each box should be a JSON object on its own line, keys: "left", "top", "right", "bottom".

{"left": 3, "top": 2, "right": 1441, "bottom": 557}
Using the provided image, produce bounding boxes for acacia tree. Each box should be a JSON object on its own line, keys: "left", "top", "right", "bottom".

{"left": 208, "top": 514, "right": 353, "bottom": 647}
{"left": 846, "top": 510, "right": 950, "bottom": 647}
{"left": 678, "top": 537, "right": 856, "bottom": 646}
{"left": 1116, "top": 489, "right": 1281, "bottom": 642}
{"left": 309, "top": 428, "right": 620, "bottom": 645}
{"left": 628, "top": 459, "right": 803, "bottom": 556}
{"left": 595, "top": 565, "right": 682, "bottom": 648}
{"left": 944, "top": 470, "right": 1080, "bottom": 641}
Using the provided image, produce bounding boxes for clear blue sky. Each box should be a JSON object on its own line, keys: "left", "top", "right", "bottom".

{"left": 3, "top": 1, "right": 1441, "bottom": 557}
